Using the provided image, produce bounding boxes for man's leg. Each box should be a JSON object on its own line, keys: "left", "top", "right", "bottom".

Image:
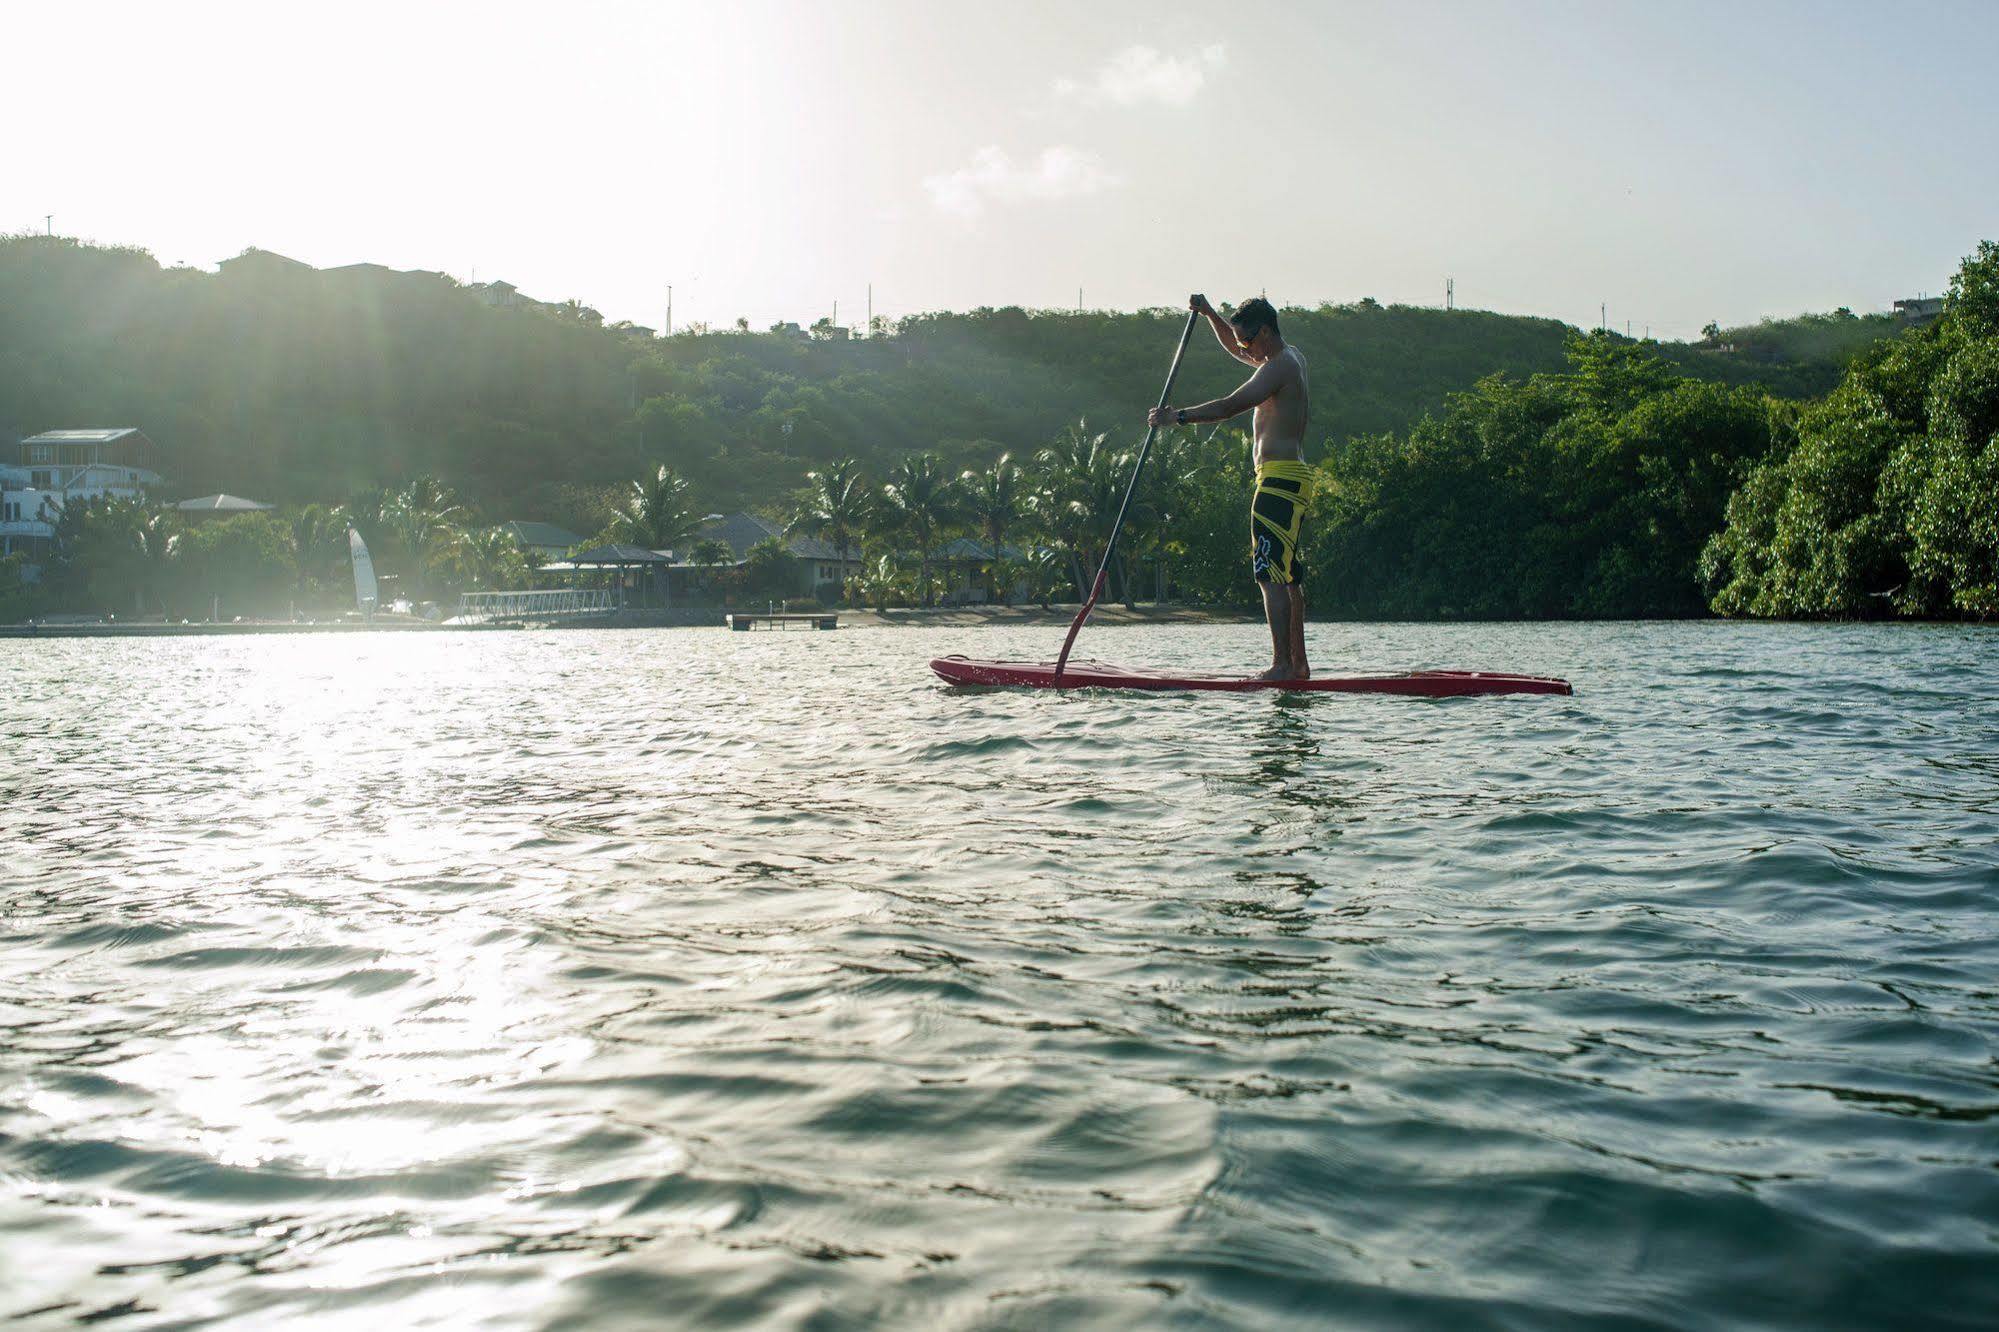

{"left": 1256, "top": 580, "right": 1291, "bottom": 679}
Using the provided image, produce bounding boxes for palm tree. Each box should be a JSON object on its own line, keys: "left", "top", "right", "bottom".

{"left": 128, "top": 504, "right": 178, "bottom": 616}
{"left": 877, "top": 453, "right": 962, "bottom": 607}
{"left": 789, "top": 458, "right": 870, "bottom": 604}
{"left": 450, "top": 527, "right": 532, "bottom": 591}
{"left": 1029, "top": 420, "right": 1128, "bottom": 601}
{"left": 285, "top": 504, "right": 346, "bottom": 604}
{"left": 385, "top": 477, "right": 465, "bottom": 598}
{"left": 1021, "top": 546, "right": 1063, "bottom": 610}
{"left": 340, "top": 487, "right": 390, "bottom": 541}
{"left": 962, "top": 453, "right": 1022, "bottom": 604}
{"left": 49, "top": 496, "right": 175, "bottom": 616}
{"left": 612, "top": 464, "right": 702, "bottom": 552}
{"left": 606, "top": 465, "right": 702, "bottom": 607}
{"left": 853, "top": 554, "right": 907, "bottom": 613}
{"left": 1126, "top": 428, "right": 1210, "bottom": 606}
{"left": 689, "top": 537, "right": 733, "bottom": 602}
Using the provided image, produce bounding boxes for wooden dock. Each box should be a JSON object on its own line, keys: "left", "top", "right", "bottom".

{"left": 726, "top": 613, "right": 838, "bottom": 632}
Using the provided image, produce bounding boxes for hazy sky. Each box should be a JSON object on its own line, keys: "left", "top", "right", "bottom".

{"left": 12, "top": 0, "right": 1996, "bottom": 339}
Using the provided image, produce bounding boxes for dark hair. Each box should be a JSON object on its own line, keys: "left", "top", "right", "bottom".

{"left": 1230, "top": 296, "right": 1279, "bottom": 340}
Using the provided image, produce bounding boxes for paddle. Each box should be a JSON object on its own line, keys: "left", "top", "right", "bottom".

{"left": 1053, "top": 307, "right": 1202, "bottom": 684}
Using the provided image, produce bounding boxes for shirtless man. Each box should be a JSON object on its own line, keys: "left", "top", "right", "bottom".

{"left": 1149, "top": 294, "right": 1314, "bottom": 680}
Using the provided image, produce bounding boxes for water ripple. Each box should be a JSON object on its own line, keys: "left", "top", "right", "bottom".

{"left": 3, "top": 622, "right": 1997, "bottom": 1328}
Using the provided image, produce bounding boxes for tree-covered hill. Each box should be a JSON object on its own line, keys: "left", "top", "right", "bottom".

{"left": 1705, "top": 308, "right": 1907, "bottom": 369}
{"left": 0, "top": 234, "right": 1900, "bottom": 529}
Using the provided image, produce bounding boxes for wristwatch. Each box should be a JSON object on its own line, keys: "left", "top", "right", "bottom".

{"left": 1174, "top": 408, "right": 1188, "bottom": 426}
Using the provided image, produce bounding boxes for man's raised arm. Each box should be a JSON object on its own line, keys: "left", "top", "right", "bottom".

{"left": 1192, "top": 293, "right": 1256, "bottom": 365}
{"left": 1151, "top": 356, "right": 1290, "bottom": 428}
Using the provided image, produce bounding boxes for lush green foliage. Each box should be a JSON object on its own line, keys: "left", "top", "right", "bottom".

{"left": 39, "top": 478, "right": 535, "bottom": 620}
{"left": 9, "top": 233, "right": 1989, "bottom": 621}
{"left": 1701, "top": 242, "right": 1999, "bottom": 618}
{"left": 1288, "top": 336, "right": 1779, "bottom": 618}
{"left": 3, "top": 235, "right": 1864, "bottom": 530}
{"left": 1702, "top": 308, "right": 1903, "bottom": 369}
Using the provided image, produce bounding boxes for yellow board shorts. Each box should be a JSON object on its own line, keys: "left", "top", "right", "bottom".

{"left": 1250, "top": 459, "right": 1314, "bottom": 586}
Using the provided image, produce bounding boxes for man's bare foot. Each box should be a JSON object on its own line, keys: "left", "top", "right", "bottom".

{"left": 1254, "top": 662, "right": 1301, "bottom": 682}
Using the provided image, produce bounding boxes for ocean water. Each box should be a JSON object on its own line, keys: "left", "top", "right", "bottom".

{"left": 2, "top": 621, "right": 1996, "bottom": 1329}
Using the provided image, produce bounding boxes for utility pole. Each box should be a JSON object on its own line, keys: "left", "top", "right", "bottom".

{"left": 1446, "top": 277, "right": 1454, "bottom": 311}
{"left": 666, "top": 285, "right": 673, "bottom": 336}
{"left": 1600, "top": 302, "right": 1607, "bottom": 332}
{"left": 833, "top": 299, "right": 838, "bottom": 328}
{"left": 44, "top": 215, "right": 53, "bottom": 236}
{"left": 867, "top": 283, "right": 873, "bottom": 336}
{"left": 1077, "top": 286, "right": 1082, "bottom": 312}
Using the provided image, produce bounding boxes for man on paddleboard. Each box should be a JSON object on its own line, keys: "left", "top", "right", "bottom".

{"left": 1149, "top": 294, "right": 1314, "bottom": 681}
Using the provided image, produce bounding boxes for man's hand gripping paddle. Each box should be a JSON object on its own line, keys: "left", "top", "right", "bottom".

{"left": 1052, "top": 307, "right": 1202, "bottom": 684}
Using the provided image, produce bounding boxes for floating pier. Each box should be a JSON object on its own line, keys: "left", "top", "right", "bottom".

{"left": 453, "top": 588, "right": 618, "bottom": 625}
{"left": 726, "top": 613, "right": 838, "bottom": 632}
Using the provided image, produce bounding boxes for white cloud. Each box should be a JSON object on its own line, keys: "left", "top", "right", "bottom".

{"left": 1054, "top": 44, "right": 1226, "bottom": 107}
{"left": 923, "top": 145, "right": 1121, "bottom": 219}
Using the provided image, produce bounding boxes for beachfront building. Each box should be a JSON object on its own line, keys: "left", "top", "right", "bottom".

{"left": 674, "top": 512, "right": 865, "bottom": 603}
{"left": 542, "top": 544, "right": 676, "bottom": 608}
{"left": 1, "top": 428, "right": 164, "bottom": 560}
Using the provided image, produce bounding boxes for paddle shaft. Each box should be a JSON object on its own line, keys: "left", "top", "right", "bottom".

{"left": 1054, "top": 307, "right": 1201, "bottom": 682}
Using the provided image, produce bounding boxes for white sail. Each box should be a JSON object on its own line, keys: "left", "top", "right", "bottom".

{"left": 348, "top": 526, "right": 378, "bottom": 613}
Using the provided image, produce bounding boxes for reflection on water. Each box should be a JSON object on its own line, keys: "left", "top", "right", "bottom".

{"left": 2, "top": 622, "right": 1997, "bottom": 1328}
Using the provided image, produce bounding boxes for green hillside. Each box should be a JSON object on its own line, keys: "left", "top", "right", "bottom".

{"left": 0, "top": 235, "right": 1890, "bottom": 528}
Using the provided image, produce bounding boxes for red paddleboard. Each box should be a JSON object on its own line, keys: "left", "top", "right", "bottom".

{"left": 931, "top": 656, "right": 1572, "bottom": 697}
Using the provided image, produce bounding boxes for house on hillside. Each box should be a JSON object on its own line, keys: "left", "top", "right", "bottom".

{"left": 468, "top": 280, "right": 525, "bottom": 309}
{"left": 323, "top": 262, "right": 401, "bottom": 282}
{"left": 1894, "top": 296, "right": 1945, "bottom": 324}
{"left": 466, "top": 280, "right": 568, "bottom": 317}
{"left": 1, "top": 428, "right": 164, "bottom": 561}
{"left": 217, "top": 248, "right": 314, "bottom": 278}
{"left": 218, "top": 251, "right": 459, "bottom": 294}
{"left": 0, "top": 486, "right": 56, "bottom": 561}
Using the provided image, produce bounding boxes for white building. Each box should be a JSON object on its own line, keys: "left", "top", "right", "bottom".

{"left": 1893, "top": 296, "right": 1945, "bottom": 324}
{"left": 0, "top": 428, "right": 164, "bottom": 560}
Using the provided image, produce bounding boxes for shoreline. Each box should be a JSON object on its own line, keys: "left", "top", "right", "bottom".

{"left": 5, "top": 607, "right": 1979, "bottom": 638}
{"left": 0, "top": 604, "right": 1260, "bottom": 638}
{"left": 843, "top": 604, "right": 1259, "bottom": 628}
